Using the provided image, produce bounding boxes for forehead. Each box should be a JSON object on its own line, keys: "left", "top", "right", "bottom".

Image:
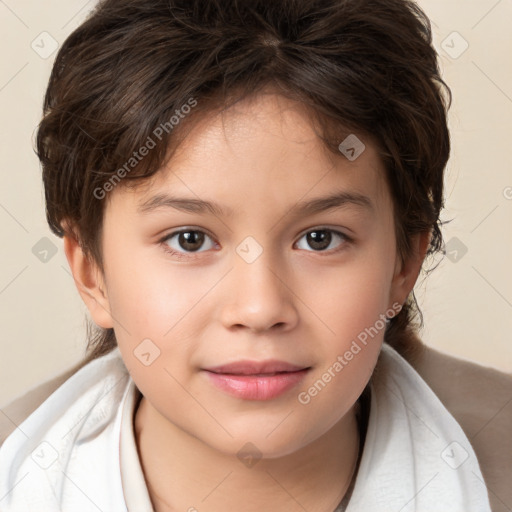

{"left": 108, "top": 92, "right": 392, "bottom": 218}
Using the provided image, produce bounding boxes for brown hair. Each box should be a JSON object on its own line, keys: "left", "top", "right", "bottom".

{"left": 36, "top": 0, "right": 451, "bottom": 367}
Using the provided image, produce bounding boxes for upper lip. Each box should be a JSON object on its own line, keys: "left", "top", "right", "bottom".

{"left": 204, "top": 360, "right": 309, "bottom": 375}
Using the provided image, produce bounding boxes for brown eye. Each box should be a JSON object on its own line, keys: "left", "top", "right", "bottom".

{"left": 295, "top": 229, "right": 349, "bottom": 253}
{"left": 163, "top": 229, "right": 215, "bottom": 254}
{"left": 178, "top": 231, "right": 205, "bottom": 252}
{"left": 306, "top": 230, "right": 332, "bottom": 251}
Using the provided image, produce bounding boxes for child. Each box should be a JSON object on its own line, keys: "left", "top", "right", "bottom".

{"left": 0, "top": 0, "right": 509, "bottom": 510}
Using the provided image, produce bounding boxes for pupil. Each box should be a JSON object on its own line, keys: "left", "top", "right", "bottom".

{"left": 308, "top": 230, "right": 331, "bottom": 251}
{"left": 180, "top": 231, "right": 204, "bottom": 251}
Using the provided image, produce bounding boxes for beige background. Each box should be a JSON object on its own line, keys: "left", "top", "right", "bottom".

{"left": 0, "top": 0, "right": 511, "bottom": 408}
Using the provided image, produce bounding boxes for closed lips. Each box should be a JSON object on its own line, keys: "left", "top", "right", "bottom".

{"left": 203, "top": 360, "right": 310, "bottom": 375}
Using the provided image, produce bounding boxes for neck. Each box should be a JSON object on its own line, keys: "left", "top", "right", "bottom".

{"left": 134, "top": 396, "right": 362, "bottom": 512}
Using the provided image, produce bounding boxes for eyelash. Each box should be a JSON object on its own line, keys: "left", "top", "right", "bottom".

{"left": 158, "top": 227, "right": 353, "bottom": 260}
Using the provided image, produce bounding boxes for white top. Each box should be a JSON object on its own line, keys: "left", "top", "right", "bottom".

{"left": 0, "top": 344, "right": 492, "bottom": 512}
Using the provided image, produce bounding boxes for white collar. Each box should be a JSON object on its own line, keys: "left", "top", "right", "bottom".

{"left": 0, "top": 343, "right": 492, "bottom": 511}
{"left": 346, "top": 343, "right": 491, "bottom": 511}
{"left": 119, "top": 376, "right": 153, "bottom": 511}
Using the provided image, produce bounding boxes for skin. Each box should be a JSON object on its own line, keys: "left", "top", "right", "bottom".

{"left": 64, "top": 91, "right": 429, "bottom": 511}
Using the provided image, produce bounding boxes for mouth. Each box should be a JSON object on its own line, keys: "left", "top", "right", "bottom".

{"left": 203, "top": 360, "right": 311, "bottom": 401}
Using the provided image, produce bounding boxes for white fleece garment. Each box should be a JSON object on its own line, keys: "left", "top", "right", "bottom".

{"left": 0, "top": 344, "right": 492, "bottom": 512}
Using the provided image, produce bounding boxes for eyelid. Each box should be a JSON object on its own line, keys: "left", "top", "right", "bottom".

{"left": 296, "top": 225, "right": 352, "bottom": 240}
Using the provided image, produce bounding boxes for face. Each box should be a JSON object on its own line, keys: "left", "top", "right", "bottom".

{"left": 84, "top": 92, "right": 413, "bottom": 458}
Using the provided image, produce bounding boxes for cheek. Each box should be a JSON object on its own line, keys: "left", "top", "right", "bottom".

{"left": 295, "top": 268, "right": 389, "bottom": 439}
{"left": 107, "top": 257, "right": 212, "bottom": 412}
{"left": 105, "top": 247, "right": 214, "bottom": 336}
{"left": 292, "top": 243, "right": 393, "bottom": 423}
{"left": 301, "top": 247, "right": 394, "bottom": 341}
{"left": 103, "top": 245, "right": 221, "bottom": 385}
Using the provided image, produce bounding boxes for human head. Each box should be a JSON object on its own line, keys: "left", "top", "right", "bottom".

{"left": 37, "top": 0, "right": 450, "bottom": 364}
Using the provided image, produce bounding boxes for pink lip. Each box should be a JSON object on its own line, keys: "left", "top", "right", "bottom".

{"left": 203, "top": 360, "right": 310, "bottom": 401}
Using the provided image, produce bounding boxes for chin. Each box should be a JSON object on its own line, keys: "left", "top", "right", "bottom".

{"left": 201, "top": 421, "right": 324, "bottom": 461}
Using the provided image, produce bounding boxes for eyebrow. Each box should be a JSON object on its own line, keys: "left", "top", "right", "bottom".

{"left": 137, "top": 190, "right": 374, "bottom": 217}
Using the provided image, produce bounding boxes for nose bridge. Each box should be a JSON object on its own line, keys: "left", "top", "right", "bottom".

{"left": 236, "top": 242, "right": 280, "bottom": 294}
{"left": 220, "top": 238, "right": 298, "bottom": 332}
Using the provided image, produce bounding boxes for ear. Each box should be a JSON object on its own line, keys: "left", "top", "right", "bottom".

{"left": 389, "top": 230, "right": 431, "bottom": 308}
{"left": 63, "top": 232, "right": 114, "bottom": 329}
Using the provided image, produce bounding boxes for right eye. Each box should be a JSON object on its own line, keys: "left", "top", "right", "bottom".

{"left": 160, "top": 228, "right": 217, "bottom": 258}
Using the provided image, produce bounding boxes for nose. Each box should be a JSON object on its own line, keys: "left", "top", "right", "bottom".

{"left": 219, "top": 247, "right": 299, "bottom": 334}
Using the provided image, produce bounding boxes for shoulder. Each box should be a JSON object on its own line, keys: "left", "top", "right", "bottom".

{"left": 0, "top": 349, "right": 119, "bottom": 448}
{"left": 0, "top": 350, "right": 131, "bottom": 509}
{"left": 411, "top": 342, "right": 512, "bottom": 510}
{"left": 0, "top": 362, "right": 85, "bottom": 447}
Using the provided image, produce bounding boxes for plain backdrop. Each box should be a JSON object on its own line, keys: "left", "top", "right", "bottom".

{"left": 0, "top": 0, "right": 511, "bottom": 407}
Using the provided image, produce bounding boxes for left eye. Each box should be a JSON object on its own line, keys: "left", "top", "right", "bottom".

{"left": 295, "top": 229, "right": 349, "bottom": 253}
{"left": 162, "top": 229, "right": 216, "bottom": 253}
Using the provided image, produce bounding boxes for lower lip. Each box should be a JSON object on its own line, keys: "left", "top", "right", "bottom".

{"left": 204, "top": 369, "right": 309, "bottom": 400}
